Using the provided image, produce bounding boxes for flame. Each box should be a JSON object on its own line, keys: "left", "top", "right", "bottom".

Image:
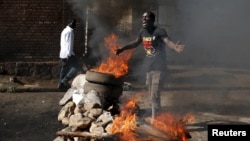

{"left": 111, "top": 97, "right": 139, "bottom": 141}
{"left": 91, "top": 33, "right": 134, "bottom": 78}
{"left": 91, "top": 34, "right": 195, "bottom": 141}
{"left": 151, "top": 112, "right": 195, "bottom": 141}
{"left": 110, "top": 91, "right": 195, "bottom": 141}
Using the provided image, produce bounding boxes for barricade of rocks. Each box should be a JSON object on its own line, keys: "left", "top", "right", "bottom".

{"left": 53, "top": 74, "right": 119, "bottom": 141}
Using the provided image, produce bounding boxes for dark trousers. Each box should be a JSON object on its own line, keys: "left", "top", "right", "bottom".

{"left": 59, "top": 56, "right": 79, "bottom": 83}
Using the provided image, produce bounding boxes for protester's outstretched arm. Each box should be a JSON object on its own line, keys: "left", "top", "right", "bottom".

{"left": 163, "top": 37, "right": 184, "bottom": 53}
{"left": 116, "top": 38, "right": 141, "bottom": 55}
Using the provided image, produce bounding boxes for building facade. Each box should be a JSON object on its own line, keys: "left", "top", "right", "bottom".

{"left": 0, "top": 0, "right": 177, "bottom": 77}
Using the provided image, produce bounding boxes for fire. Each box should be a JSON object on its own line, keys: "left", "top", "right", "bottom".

{"left": 111, "top": 96, "right": 139, "bottom": 141}
{"left": 91, "top": 33, "right": 134, "bottom": 78}
{"left": 91, "top": 34, "right": 195, "bottom": 141}
{"left": 111, "top": 91, "right": 195, "bottom": 141}
{"left": 151, "top": 112, "right": 195, "bottom": 141}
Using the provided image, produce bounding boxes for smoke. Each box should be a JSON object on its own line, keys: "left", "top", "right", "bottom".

{"left": 65, "top": 0, "right": 250, "bottom": 123}
{"left": 174, "top": 0, "right": 250, "bottom": 67}
{"left": 66, "top": 0, "right": 149, "bottom": 63}
{"left": 66, "top": 0, "right": 250, "bottom": 68}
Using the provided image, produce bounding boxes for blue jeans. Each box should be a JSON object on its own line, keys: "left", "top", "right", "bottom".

{"left": 59, "top": 56, "right": 79, "bottom": 83}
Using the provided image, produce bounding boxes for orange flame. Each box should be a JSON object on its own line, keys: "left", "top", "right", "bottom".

{"left": 111, "top": 97, "right": 139, "bottom": 141}
{"left": 92, "top": 34, "right": 195, "bottom": 141}
{"left": 111, "top": 91, "right": 195, "bottom": 141}
{"left": 92, "top": 33, "right": 134, "bottom": 78}
{"left": 152, "top": 112, "right": 195, "bottom": 141}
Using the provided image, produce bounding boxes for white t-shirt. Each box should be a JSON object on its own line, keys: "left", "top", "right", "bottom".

{"left": 59, "top": 26, "right": 75, "bottom": 59}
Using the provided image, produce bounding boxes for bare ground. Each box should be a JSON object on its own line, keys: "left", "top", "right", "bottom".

{"left": 0, "top": 65, "right": 250, "bottom": 141}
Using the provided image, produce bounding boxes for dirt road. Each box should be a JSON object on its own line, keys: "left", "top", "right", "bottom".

{"left": 0, "top": 66, "right": 250, "bottom": 141}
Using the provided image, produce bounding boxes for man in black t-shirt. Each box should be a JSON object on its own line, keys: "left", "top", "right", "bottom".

{"left": 116, "top": 11, "right": 184, "bottom": 112}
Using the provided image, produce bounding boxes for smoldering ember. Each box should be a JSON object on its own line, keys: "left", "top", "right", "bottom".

{"left": 53, "top": 34, "right": 194, "bottom": 141}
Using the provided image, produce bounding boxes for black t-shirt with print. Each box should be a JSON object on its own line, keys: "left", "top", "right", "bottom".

{"left": 137, "top": 26, "right": 169, "bottom": 72}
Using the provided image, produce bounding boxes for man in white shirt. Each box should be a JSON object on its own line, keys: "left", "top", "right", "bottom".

{"left": 58, "top": 19, "right": 79, "bottom": 89}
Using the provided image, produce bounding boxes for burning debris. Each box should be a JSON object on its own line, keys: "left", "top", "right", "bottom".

{"left": 55, "top": 33, "right": 130, "bottom": 140}
{"left": 55, "top": 81, "right": 193, "bottom": 141}
{"left": 145, "top": 113, "right": 194, "bottom": 141}
{"left": 91, "top": 33, "right": 134, "bottom": 78}
{"left": 111, "top": 96, "right": 139, "bottom": 140}
{"left": 54, "top": 34, "right": 194, "bottom": 141}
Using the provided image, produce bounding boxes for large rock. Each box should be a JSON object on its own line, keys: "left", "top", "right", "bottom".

{"left": 89, "top": 122, "right": 105, "bottom": 136}
{"left": 59, "top": 88, "right": 75, "bottom": 106}
{"left": 96, "top": 112, "right": 113, "bottom": 127}
{"left": 58, "top": 101, "right": 75, "bottom": 122}
{"left": 59, "top": 87, "right": 84, "bottom": 106}
{"left": 71, "top": 74, "right": 87, "bottom": 88}
{"left": 74, "top": 104, "right": 86, "bottom": 114}
{"left": 84, "top": 90, "right": 103, "bottom": 107}
{"left": 69, "top": 113, "right": 93, "bottom": 129}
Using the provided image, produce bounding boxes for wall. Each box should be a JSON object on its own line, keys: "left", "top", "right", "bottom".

{"left": 2, "top": 0, "right": 248, "bottom": 79}
{"left": 0, "top": 0, "right": 84, "bottom": 62}
{"left": 0, "top": 0, "right": 86, "bottom": 78}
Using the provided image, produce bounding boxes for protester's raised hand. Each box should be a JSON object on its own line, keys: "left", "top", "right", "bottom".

{"left": 175, "top": 40, "right": 185, "bottom": 53}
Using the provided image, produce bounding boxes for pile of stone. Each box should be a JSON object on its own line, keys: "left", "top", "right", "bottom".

{"left": 53, "top": 74, "right": 120, "bottom": 141}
